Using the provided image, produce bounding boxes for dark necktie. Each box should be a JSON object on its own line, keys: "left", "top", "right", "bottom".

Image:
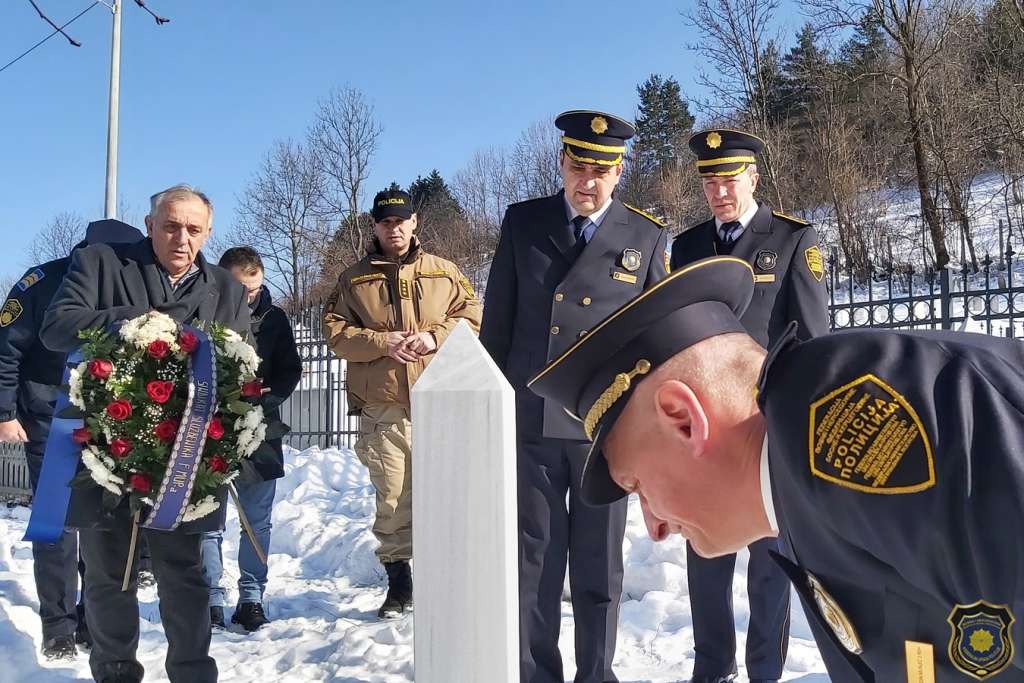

{"left": 719, "top": 220, "right": 742, "bottom": 247}
{"left": 572, "top": 215, "right": 590, "bottom": 243}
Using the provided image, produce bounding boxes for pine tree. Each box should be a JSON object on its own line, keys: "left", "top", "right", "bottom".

{"left": 408, "top": 169, "right": 463, "bottom": 215}
{"left": 633, "top": 74, "right": 696, "bottom": 171}
{"left": 781, "top": 24, "right": 828, "bottom": 121}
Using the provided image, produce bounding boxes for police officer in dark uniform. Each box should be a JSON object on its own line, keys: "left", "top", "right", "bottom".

{"left": 530, "top": 256, "right": 1024, "bottom": 683}
{"left": 670, "top": 130, "right": 829, "bottom": 682}
{"left": 40, "top": 185, "right": 250, "bottom": 683}
{"left": 0, "top": 219, "right": 142, "bottom": 660}
{"left": 481, "top": 110, "right": 668, "bottom": 683}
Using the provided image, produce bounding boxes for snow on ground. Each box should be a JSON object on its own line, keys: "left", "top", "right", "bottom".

{"left": 0, "top": 446, "right": 829, "bottom": 682}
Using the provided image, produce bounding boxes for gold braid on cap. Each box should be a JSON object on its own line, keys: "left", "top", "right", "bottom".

{"left": 583, "top": 359, "right": 652, "bottom": 439}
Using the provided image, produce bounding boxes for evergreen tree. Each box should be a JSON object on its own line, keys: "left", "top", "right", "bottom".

{"left": 633, "top": 74, "right": 696, "bottom": 171}
{"left": 408, "top": 169, "right": 463, "bottom": 214}
{"left": 781, "top": 24, "right": 828, "bottom": 120}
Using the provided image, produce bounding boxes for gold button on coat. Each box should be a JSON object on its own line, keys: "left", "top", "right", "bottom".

{"left": 581, "top": 296, "right": 592, "bottom": 306}
{"left": 550, "top": 326, "right": 560, "bottom": 335}
{"left": 554, "top": 293, "right": 564, "bottom": 302}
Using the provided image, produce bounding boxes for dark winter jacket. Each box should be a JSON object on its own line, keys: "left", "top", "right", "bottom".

{"left": 248, "top": 285, "right": 301, "bottom": 480}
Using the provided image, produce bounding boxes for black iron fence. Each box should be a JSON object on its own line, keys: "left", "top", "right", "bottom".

{"left": 280, "top": 302, "right": 359, "bottom": 451}
{"left": 827, "top": 247, "right": 1024, "bottom": 338}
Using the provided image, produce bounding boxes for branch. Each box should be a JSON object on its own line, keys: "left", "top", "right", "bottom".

{"left": 27, "top": 0, "right": 82, "bottom": 46}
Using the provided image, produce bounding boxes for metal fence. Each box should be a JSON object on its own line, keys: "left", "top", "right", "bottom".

{"left": 827, "top": 247, "right": 1024, "bottom": 338}
{"left": 280, "top": 302, "right": 359, "bottom": 451}
{"left": 0, "top": 442, "right": 31, "bottom": 501}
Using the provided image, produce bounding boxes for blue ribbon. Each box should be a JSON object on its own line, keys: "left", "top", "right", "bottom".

{"left": 24, "top": 350, "right": 84, "bottom": 543}
{"left": 143, "top": 324, "right": 217, "bottom": 530}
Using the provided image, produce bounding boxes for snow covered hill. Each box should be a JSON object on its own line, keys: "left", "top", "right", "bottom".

{"left": 1, "top": 446, "right": 830, "bottom": 682}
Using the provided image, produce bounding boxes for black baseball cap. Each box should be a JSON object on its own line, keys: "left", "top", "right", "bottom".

{"left": 371, "top": 189, "right": 414, "bottom": 222}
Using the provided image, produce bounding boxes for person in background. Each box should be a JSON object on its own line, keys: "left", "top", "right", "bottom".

{"left": 201, "top": 246, "right": 301, "bottom": 632}
{"left": 323, "top": 188, "right": 482, "bottom": 618}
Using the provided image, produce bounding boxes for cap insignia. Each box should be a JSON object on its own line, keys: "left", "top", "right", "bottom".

{"left": 591, "top": 116, "right": 609, "bottom": 134}
{"left": 707, "top": 131, "right": 722, "bottom": 149}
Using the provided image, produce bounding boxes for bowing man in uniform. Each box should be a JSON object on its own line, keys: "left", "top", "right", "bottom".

{"left": 530, "top": 256, "right": 1024, "bottom": 683}
{"left": 669, "top": 130, "right": 829, "bottom": 682}
{"left": 481, "top": 109, "right": 668, "bottom": 683}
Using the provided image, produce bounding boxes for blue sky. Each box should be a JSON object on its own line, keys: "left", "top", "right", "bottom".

{"left": 0, "top": 0, "right": 806, "bottom": 280}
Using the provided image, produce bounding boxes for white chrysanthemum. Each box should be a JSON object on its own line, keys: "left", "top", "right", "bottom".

{"left": 68, "top": 362, "right": 87, "bottom": 409}
{"left": 221, "top": 338, "right": 260, "bottom": 375}
{"left": 81, "top": 445, "right": 124, "bottom": 495}
{"left": 222, "top": 328, "right": 242, "bottom": 343}
{"left": 235, "top": 405, "right": 267, "bottom": 457}
{"left": 181, "top": 495, "right": 220, "bottom": 522}
{"left": 119, "top": 311, "right": 180, "bottom": 351}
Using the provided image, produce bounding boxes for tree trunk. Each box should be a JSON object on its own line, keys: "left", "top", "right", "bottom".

{"left": 905, "top": 60, "right": 949, "bottom": 268}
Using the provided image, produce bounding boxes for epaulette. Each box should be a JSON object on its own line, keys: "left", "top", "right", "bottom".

{"left": 772, "top": 210, "right": 810, "bottom": 227}
{"left": 15, "top": 267, "right": 45, "bottom": 292}
{"left": 623, "top": 203, "right": 667, "bottom": 228}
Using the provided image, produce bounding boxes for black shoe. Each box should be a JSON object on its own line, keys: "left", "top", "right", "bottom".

{"left": 74, "top": 623, "right": 92, "bottom": 649}
{"left": 137, "top": 569, "right": 156, "bottom": 588}
{"left": 689, "top": 676, "right": 738, "bottom": 683}
{"left": 378, "top": 561, "right": 413, "bottom": 618}
{"left": 231, "top": 601, "right": 269, "bottom": 632}
{"left": 210, "top": 606, "right": 226, "bottom": 629}
{"left": 41, "top": 634, "right": 76, "bottom": 660}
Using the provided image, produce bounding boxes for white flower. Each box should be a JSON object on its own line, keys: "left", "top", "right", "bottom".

{"left": 81, "top": 445, "right": 124, "bottom": 495}
{"left": 68, "top": 362, "right": 87, "bottom": 409}
{"left": 119, "top": 311, "right": 180, "bottom": 351}
{"left": 221, "top": 338, "right": 260, "bottom": 376}
{"left": 235, "top": 405, "right": 267, "bottom": 457}
{"left": 181, "top": 495, "right": 220, "bottom": 522}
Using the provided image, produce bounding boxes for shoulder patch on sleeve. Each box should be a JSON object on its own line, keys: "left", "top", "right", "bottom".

{"left": 772, "top": 210, "right": 810, "bottom": 226}
{"left": 16, "top": 268, "right": 45, "bottom": 292}
{"left": 623, "top": 203, "right": 667, "bottom": 228}
{"left": 0, "top": 299, "right": 23, "bottom": 327}
{"left": 804, "top": 245, "right": 825, "bottom": 282}
{"left": 808, "top": 374, "right": 935, "bottom": 494}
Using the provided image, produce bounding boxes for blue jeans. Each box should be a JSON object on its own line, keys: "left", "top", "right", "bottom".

{"left": 200, "top": 478, "right": 276, "bottom": 607}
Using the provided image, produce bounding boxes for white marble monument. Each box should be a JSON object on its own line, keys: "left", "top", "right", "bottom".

{"left": 411, "top": 320, "right": 519, "bottom": 682}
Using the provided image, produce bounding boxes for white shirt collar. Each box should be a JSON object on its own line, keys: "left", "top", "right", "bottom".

{"left": 714, "top": 200, "right": 759, "bottom": 232}
{"left": 759, "top": 432, "right": 779, "bottom": 533}
{"left": 565, "top": 194, "right": 614, "bottom": 228}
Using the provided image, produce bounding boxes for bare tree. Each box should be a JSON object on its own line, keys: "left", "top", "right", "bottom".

{"left": 310, "top": 86, "right": 383, "bottom": 264}
{"left": 505, "top": 121, "right": 563, "bottom": 201}
{"left": 0, "top": 273, "right": 19, "bottom": 297}
{"left": 231, "top": 139, "right": 325, "bottom": 307}
{"left": 27, "top": 211, "right": 87, "bottom": 265}
{"left": 685, "top": 0, "right": 788, "bottom": 208}
{"left": 809, "top": 0, "right": 977, "bottom": 268}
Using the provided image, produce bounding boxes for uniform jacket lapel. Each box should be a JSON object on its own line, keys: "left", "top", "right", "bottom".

{"left": 544, "top": 190, "right": 578, "bottom": 264}
{"left": 730, "top": 202, "right": 774, "bottom": 263}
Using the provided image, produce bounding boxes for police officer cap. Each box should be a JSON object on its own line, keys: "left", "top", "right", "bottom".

{"left": 528, "top": 257, "right": 755, "bottom": 504}
{"left": 85, "top": 219, "right": 144, "bottom": 245}
{"left": 555, "top": 110, "right": 636, "bottom": 166}
{"left": 688, "top": 128, "right": 766, "bottom": 178}
{"left": 371, "top": 189, "right": 414, "bottom": 222}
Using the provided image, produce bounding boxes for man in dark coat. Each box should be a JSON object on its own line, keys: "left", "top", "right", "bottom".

{"left": 530, "top": 257, "right": 1024, "bottom": 683}
{"left": 40, "top": 185, "right": 250, "bottom": 683}
{"left": 669, "top": 129, "right": 829, "bottom": 683}
{"left": 0, "top": 219, "right": 142, "bottom": 660}
{"left": 480, "top": 110, "right": 668, "bottom": 683}
{"left": 201, "top": 246, "right": 301, "bottom": 632}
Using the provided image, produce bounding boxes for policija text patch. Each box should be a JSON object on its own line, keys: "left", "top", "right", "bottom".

{"left": 808, "top": 374, "right": 935, "bottom": 494}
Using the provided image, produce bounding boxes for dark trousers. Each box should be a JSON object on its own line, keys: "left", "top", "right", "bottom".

{"left": 79, "top": 523, "right": 217, "bottom": 683}
{"left": 688, "top": 537, "right": 791, "bottom": 680}
{"left": 26, "top": 447, "right": 84, "bottom": 641}
{"left": 518, "top": 433, "right": 626, "bottom": 683}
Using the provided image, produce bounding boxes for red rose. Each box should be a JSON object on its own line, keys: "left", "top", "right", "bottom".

{"left": 106, "top": 400, "right": 132, "bottom": 421}
{"left": 179, "top": 331, "right": 199, "bottom": 354}
{"left": 145, "top": 380, "right": 175, "bottom": 404}
{"left": 147, "top": 340, "right": 170, "bottom": 360}
{"left": 240, "top": 380, "right": 263, "bottom": 399}
{"left": 207, "top": 416, "right": 224, "bottom": 441}
{"left": 128, "top": 473, "right": 151, "bottom": 494}
{"left": 154, "top": 419, "right": 180, "bottom": 443}
{"left": 208, "top": 455, "right": 229, "bottom": 473}
{"left": 110, "top": 438, "right": 133, "bottom": 458}
{"left": 71, "top": 427, "right": 92, "bottom": 445}
{"left": 88, "top": 359, "right": 113, "bottom": 380}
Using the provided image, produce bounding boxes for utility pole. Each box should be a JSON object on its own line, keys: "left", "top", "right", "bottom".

{"left": 104, "top": 0, "right": 122, "bottom": 219}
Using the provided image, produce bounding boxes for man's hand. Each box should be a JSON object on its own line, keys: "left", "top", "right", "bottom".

{"left": 0, "top": 419, "right": 28, "bottom": 443}
{"left": 386, "top": 331, "right": 420, "bottom": 364}
{"left": 404, "top": 331, "right": 437, "bottom": 356}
